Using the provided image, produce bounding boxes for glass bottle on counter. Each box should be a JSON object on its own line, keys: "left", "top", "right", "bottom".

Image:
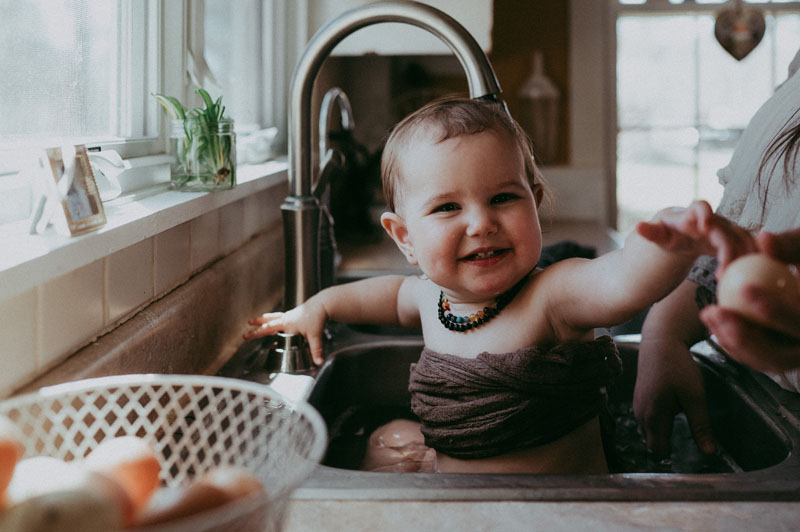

{"left": 170, "top": 117, "right": 237, "bottom": 191}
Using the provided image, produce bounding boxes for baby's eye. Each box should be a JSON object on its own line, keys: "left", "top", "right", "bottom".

{"left": 491, "top": 192, "right": 519, "bottom": 204}
{"left": 433, "top": 202, "right": 459, "bottom": 213}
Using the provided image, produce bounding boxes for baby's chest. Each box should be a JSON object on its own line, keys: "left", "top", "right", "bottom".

{"left": 420, "top": 316, "right": 551, "bottom": 358}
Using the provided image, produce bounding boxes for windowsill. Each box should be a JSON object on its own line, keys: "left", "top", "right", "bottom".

{"left": 0, "top": 159, "right": 288, "bottom": 302}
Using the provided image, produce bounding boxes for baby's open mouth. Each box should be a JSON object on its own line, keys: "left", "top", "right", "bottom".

{"left": 461, "top": 249, "right": 508, "bottom": 261}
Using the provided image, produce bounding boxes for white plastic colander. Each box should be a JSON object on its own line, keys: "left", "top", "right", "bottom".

{"left": 0, "top": 374, "right": 327, "bottom": 532}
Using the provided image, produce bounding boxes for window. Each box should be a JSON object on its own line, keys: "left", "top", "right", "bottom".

{"left": 614, "top": 0, "right": 800, "bottom": 235}
{"left": 0, "top": 1, "right": 164, "bottom": 169}
{"left": 0, "top": 0, "right": 292, "bottom": 224}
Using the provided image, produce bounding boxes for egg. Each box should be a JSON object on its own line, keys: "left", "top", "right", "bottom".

{"left": 82, "top": 435, "right": 161, "bottom": 513}
{"left": 2, "top": 456, "right": 125, "bottom": 532}
{"left": 718, "top": 254, "right": 800, "bottom": 322}
{"left": 134, "top": 483, "right": 232, "bottom": 527}
{"left": 133, "top": 466, "right": 264, "bottom": 527}
{"left": 197, "top": 465, "right": 265, "bottom": 500}
{"left": 0, "top": 415, "right": 24, "bottom": 498}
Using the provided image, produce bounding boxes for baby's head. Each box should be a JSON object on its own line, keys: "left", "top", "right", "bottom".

{"left": 381, "top": 97, "right": 546, "bottom": 214}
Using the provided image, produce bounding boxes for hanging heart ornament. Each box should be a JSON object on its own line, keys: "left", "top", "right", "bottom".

{"left": 714, "top": 0, "right": 766, "bottom": 61}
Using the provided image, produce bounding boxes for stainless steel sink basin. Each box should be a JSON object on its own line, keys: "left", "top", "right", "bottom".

{"left": 295, "top": 325, "right": 800, "bottom": 501}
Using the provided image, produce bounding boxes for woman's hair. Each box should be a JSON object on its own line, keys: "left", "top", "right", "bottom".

{"left": 380, "top": 96, "right": 549, "bottom": 213}
{"left": 757, "top": 109, "right": 800, "bottom": 221}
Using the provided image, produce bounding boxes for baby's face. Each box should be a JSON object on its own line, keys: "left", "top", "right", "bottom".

{"left": 382, "top": 130, "right": 542, "bottom": 303}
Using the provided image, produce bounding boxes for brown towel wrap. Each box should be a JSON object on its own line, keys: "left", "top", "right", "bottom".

{"left": 408, "top": 335, "right": 623, "bottom": 459}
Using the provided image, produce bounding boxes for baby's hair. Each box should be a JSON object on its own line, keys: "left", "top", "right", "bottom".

{"left": 381, "top": 96, "right": 548, "bottom": 213}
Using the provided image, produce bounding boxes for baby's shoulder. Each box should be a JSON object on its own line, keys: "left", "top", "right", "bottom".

{"left": 397, "top": 274, "right": 437, "bottom": 306}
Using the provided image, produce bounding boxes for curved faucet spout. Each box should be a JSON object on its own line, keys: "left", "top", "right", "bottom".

{"left": 289, "top": 1, "right": 502, "bottom": 198}
{"left": 283, "top": 0, "right": 504, "bottom": 309}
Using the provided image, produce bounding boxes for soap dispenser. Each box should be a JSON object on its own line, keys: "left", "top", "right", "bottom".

{"left": 517, "top": 51, "right": 560, "bottom": 165}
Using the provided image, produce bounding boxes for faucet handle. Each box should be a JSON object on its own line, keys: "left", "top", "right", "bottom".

{"left": 313, "top": 149, "right": 345, "bottom": 199}
{"left": 264, "top": 332, "right": 315, "bottom": 374}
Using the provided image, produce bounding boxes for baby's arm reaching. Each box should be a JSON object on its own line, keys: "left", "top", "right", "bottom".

{"left": 557, "top": 201, "right": 755, "bottom": 330}
{"left": 244, "top": 275, "right": 419, "bottom": 365}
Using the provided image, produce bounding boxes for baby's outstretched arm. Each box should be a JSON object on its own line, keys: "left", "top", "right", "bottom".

{"left": 244, "top": 275, "right": 418, "bottom": 364}
{"left": 556, "top": 201, "right": 755, "bottom": 331}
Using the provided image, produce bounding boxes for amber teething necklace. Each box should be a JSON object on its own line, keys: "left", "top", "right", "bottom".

{"left": 437, "top": 272, "right": 531, "bottom": 332}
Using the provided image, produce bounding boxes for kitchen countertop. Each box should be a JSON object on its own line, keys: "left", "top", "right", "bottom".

{"left": 283, "top": 500, "right": 800, "bottom": 531}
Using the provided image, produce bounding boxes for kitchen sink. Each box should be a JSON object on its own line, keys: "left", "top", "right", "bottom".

{"left": 293, "top": 325, "right": 800, "bottom": 501}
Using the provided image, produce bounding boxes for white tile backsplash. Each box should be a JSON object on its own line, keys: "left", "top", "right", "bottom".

{"left": 2, "top": 178, "right": 284, "bottom": 394}
{"left": 154, "top": 222, "right": 191, "bottom": 296}
{"left": 39, "top": 259, "right": 104, "bottom": 370}
{"left": 0, "top": 288, "right": 37, "bottom": 396}
{"left": 190, "top": 210, "right": 220, "bottom": 271}
{"left": 107, "top": 238, "right": 154, "bottom": 325}
{"left": 219, "top": 200, "right": 245, "bottom": 255}
{"left": 242, "top": 194, "right": 264, "bottom": 241}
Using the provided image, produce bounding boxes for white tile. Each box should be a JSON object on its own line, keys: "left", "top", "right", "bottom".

{"left": 243, "top": 187, "right": 283, "bottom": 241}
{"left": 154, "top": 222, "right": 191, "bottom": 296}
{"left": 242, "top": 194, "right": 263, "bottom": 241}
{"left": 0, "top": 289, "right": 37, "bottom": 396}
{"left": 190, "top": 209, "right": 220, "bottom": 271}
{"left": 39, "top": 259, "right": 104, "bottom": 370}
{"left": 107, "top": 239, "right": 154, "bottom": 324}
{"left": 219, "top": 200, "right": 245, "bottom": 255}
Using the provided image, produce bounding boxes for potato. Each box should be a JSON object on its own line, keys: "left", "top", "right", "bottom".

{"left": 718, "top": 254, "right": 800, "bottom": 322}
{"left": 1, "top": 456, "right": 124, "bottom": 532}
{"left": 83, "top": 435, "right": 161, "bottom": 513}
{"left": 0, "top": 416, "right": 24, "bottom": 499}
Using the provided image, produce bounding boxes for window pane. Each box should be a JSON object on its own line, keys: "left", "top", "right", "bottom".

{"left": 0, "top": 1, "right": 118, "bottom": 146}
{"left": 617, "top": 16, "right": 698, "bottom": 129}
{"left": 697, "top": 16, "right": 772, "bottom": 129}
{"left": 616, "top": 8, "right": 800, "bottom": 235}
{"left": 204, "top": 0, "right": 266, "bottom": 131}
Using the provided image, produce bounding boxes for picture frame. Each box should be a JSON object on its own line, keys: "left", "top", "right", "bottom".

{"left": 43, "top": 144, "right": 107, "bottom": 235}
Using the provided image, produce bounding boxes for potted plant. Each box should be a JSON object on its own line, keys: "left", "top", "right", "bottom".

{"left": 153, "top": 88, "right": 236, "bottom": 191}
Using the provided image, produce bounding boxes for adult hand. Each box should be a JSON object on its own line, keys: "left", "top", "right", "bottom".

{"left": 634, "top": 340, "right": 716, "bottom": 456}
{"left": 699, "top": 228, "right": 800, "bottom": 372}
{"left": 633, "top": 281, "right": 717, "bottom": 456}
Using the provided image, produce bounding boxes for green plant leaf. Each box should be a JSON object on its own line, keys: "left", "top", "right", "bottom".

{"left": 151, "top": 93, "right": 186, "bottom": 120}
{"left": 196, "top": 88, "right": 216, "bottom": 114}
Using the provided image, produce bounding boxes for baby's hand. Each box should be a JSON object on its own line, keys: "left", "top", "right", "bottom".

{"left": 636, "top": 200, "right": 756, "bottom": 268}
{"left": 243, "top": 303, "right": 328, "bottom": 365}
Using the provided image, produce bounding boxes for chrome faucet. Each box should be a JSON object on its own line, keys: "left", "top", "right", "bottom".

{"left": 273, "top": 0, "right": 504, "bottom": 373}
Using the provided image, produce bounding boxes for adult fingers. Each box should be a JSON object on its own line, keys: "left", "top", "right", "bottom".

{"left": 641, "top": 412, "right": 674, "bottom": 457}
{"left": 744, "top": 285, "right": 800, "bottom": 338}
{"left": 633, "top": 388, "right": 677, "bottom": 457}
{"left": 706, "top": 222, "right": 757, "bottom": 271}
{"left": 680, "top": 395, "right": 716, "bottom": 455}
{"left": 757, "top": 229, "right": 800, "bottom": 264}
{"left": 701, "top": 305, "right": 800, "bottom": 372}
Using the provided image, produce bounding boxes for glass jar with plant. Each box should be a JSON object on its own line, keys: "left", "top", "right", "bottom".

{"left": 153, "top": 88, "right": 236, "bottom": 191}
